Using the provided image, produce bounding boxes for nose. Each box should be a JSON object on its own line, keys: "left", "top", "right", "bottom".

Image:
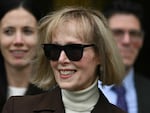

{"left": 58, "top": 50, "right": 69, "bottom": 62}
{"left": 13, "top": 32, "right": 24, "bottom": 46}
{"left": 121, "top": 32, "right": 131, "bottom": 43}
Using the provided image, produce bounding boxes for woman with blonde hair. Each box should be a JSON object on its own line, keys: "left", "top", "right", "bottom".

{"left": 3, "top": 6, "right": 126, "bottom": 113}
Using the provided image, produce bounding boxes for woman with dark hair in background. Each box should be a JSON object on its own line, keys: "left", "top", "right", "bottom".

{"left": 0, "top": 0, "right": 49, "bottom": 112}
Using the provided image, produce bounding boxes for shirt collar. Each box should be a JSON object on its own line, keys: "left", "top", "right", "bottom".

{"left": 98, "top": 67, "right": 135, "bottom": 91}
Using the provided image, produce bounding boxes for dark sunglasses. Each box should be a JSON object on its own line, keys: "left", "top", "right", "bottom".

{"left": 42, "top": 44, "right": 95, "bottom": 61}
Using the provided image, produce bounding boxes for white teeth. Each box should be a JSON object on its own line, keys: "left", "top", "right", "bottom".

{"left": 12, "top": 50, "right": 25, "bottom": 54}
{"left": 60, "top": 70, "right": 75, "bottom": 75}
{"left": 13, "top": 51, "right": 24, "bottom": 54}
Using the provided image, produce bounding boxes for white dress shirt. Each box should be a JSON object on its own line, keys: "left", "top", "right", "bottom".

{"left": 98, "top": 68, "right": 138, "bottom": 113}
{"left": 7, "top": 86, "right": 27, "bottom": 99}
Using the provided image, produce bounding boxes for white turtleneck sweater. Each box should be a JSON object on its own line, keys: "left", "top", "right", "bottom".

{"left": 61, "top": 78, "right": 99, "bottom": 113}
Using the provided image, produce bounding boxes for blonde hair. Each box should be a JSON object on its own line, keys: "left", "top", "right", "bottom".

{"left": 32, "top": 6, "right": 125, "bottom": 90}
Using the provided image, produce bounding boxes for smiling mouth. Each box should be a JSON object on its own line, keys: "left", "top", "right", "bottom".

{"left": 59, "top": 70, "right": 76, "bottom": 75}
{"left": 11, "top": 50, "right": 27, "bottom": 58}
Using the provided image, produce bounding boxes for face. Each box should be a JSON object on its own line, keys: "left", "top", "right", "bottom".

{"left": 0, "top": 8, "right": 38, "bottom": 68}
{"left": 108, "top": 14, "right": 143, "bottom": 70}
{"left": 50, "top": 21, "right": 100, "bottom": 91}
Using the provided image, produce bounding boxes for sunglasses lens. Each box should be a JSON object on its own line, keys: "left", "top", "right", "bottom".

{"left": 65, "top": 44, "right": 83, "bottom": 61}
{"left": 43, "top": 44, "right": 61, "bottom": 61}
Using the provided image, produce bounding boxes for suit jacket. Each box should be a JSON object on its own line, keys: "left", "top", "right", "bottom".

{"left": 2, "top": 86, "right": 126, "bottom": 113}
{"left": 134, "top": 73, "right": 150, "bottom": 113}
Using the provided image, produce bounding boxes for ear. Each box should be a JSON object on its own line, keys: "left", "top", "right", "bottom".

{"left": 138, "top": 38, "right": 144, "bottom": 49}
{"left": 140, "top": 38, "right": 144, "bottom": 48}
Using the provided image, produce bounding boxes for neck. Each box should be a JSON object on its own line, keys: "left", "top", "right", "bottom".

{"left": 5, "top": 62, "right": 32, "bottom": 87}
{"left": 62, "top": 78, "right": 99, "bottom": 112}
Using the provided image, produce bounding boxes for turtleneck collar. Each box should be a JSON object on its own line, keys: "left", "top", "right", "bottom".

{"left": 61, "top": 78, "right": 99, "bottom": 113}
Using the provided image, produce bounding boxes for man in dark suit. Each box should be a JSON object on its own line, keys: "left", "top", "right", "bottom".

{"left": 98, "top": 0, "right": 150, "bottom": 113}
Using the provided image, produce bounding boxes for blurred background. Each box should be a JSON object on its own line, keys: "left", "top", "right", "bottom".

{"left": 38, "top": 0, "right": 150, "bottom": 78}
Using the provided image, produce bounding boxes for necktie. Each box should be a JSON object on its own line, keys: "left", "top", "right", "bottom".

{"left": 112, "top": 85, "right": 128, "bottom": 112}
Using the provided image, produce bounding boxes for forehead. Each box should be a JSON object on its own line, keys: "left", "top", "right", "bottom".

{"left": 52, "top": 19, "right": 92, "bottom": 43}
{"left": 1, "top": 8, "right": 37, "bottom": 27}
{"left": 108, "top": 14, "right": 141, "bottom": 30}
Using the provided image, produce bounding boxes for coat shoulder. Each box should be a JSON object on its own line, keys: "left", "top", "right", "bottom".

{"left": 2, "top": 87, "right": 61, "bottom": 113}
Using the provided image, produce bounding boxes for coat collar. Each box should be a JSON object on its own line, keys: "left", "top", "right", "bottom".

{"left": 33, "top": 86, "right": 65, "bottom": 113}
{"left": 32, "top": 86, "right": 113, "bottom": 113}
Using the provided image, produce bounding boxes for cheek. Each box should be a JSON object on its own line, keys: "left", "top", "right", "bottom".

{"left": 28, "top": 36, "right": 38, "bottom": 45}
{"left": 0, "top": 40, "right": 10, "bottom": 53}
{"left": 77, "top": 56, "right": 99, "bottom": 84}
{"left": 27, "top": 38, "right": 38, "bottom": 51}
{"left": 79, "top": 51, "right": 100, "bottom": 71}
{"left": 0, "top": 37, "right": 10, "bottom": 45}
{"left": 132, "top": 40, "right": 143, "bottom": 49}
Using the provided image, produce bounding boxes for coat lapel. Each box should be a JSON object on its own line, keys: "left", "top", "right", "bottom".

{"left": 33, "top": 87, "right": 65, "bottom": 113}
{"left": 91, "top": 90, "right": 112, "bottom": 113}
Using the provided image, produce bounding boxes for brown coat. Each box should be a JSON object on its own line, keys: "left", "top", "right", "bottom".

{"left": 2, "top": 86, "right": 126, "bottom": 113}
